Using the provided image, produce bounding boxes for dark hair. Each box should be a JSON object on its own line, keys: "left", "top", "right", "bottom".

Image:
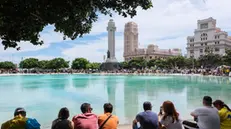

{"left": 14, "top": 108, "right": 26, "bottom": 117}
{"left": 213, "top": 100, "right": 231, "bottom": 111}
{"left": 58, "top": 107, "right": 70, "bottom": 119}
{"left": 104, "top": 103, "right": 113, "bottom": 113}
{"left": 81, "top": 103, "right": 91, "bottom": 113}
{"left": 143, "top": 101, "right": 152, "bottom": 111}
{"left": 203, "top": 96, "right": 212, "bottom": 106}
{"left": 162, "top": 101, "right": 179, "bottom": 122}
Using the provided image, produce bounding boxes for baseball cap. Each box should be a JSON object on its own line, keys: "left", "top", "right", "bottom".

{"left": 14, "top": 107, "right": 26, "bottom": 116}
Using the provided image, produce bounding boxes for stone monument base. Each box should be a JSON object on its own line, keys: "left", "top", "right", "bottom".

{"left": 100, "top": 62, "right": 121, "bottom": 71}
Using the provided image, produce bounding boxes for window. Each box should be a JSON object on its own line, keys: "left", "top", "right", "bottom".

{"left": 215, "top": 35, "right": 220, "bottom": 39}
{"left": 201, "top": 43, "right": 203, "bottom": 46}
{"left": 190, "top": 39, "right": 194, "bottom": 42}
{"left": 205, "top": 43, "right": 207, "bottom": 46}
{"left": 215, "top": 48, "right": 220, "bottom": 52}
{"left": 201, "top": 33, "right": 208, "bottom": 41}
{"left": 190, "top": 50, "right": 194, "bottom": 54}
{"left": 190, "top": 55, "right": 194, "bottom": 58}
{"left": 150, "top": 56, "right": 152, "bottom": 59}
{"left": 200, "top": 23, "right": 208, "bottom": 29}
{"left": 200, "top": 49, "right": 203, "bottom": 53}
{"left": 215, "top": 42, "right": 220, "bottom": 45}
{"left": 190, "top": 44, "right": 194, "bottom": 47}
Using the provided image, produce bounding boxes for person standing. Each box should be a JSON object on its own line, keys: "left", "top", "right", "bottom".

{"left": 98, "top": 103, "right": 119, "bottom": 129}
{"left": 190, "top": 96, "right": 220, "bottom": 129}
{"left": 51, "top": 107, "right": 74, "bottom": 129}
{"left": 72, "top": 103, "right": 98, "bottom": 129}
{"left": 213, "top": 100, "right": 231, "bottom": 129}
{"left": 132, "top": 101, "right": 158, "bottom": 129}
{"left": 159, "top": 101, "right": 182, "bottom": 129}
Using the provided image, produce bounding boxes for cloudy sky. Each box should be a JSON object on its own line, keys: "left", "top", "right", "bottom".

{"left": 1, "top": 0, "right": 231, "bottom": 63}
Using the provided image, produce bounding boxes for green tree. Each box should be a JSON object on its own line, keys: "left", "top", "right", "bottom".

{"left": 185, "top": 58, "right": 199, "bottom": 69}
{"left": 147, "top": 59, "right": 156, "bottom": 68}
{"left": 0, "top": 61, "right": 16, "bottom": 69}
{"left": 72, "top": 58, "right": 89, "bottom": 69}
{"left": 223, "top": 49, "right": 231, "bottom": 65}
{"left": 166, "top": 56, "right": 186, "bottom": 69}
{"left": 86, "top": 62, "right": 101, "bottom": 69}
{"left": 0, "top": 0, "right": 152, "bottom": 49}
{"left": 198, "top": 54, "right": 222, "bottom": 68}
{"left": 38, "top": 60, "right": 50, "bottom": 69}
{"left": 120, "top": 61, "right": 129, "bottom": 69}
{"left": 19, "top": 58, "right": 39, "bottom": 69}
{"left": 155, "top": 59, "right": 168, "bottom": 69}
{"left": 128, "top": 58, "right": 147, "bottom": 69}
{"left": 47, "top": 58, "right": 69, "bottom": 69}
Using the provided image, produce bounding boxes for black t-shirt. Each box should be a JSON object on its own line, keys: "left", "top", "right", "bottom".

{"left": 52, "top": 118, "right": 72, "bottom": 129}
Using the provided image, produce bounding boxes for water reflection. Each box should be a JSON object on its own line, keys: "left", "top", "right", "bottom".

{"left": 0, "top": 75, "right": 230, "bottom": 127}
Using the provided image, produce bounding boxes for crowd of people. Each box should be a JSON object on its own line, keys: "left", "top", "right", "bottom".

{"left": 1, "top": 67, "right": 231, "bottom": 77}
{"left": 1, "top": 96, "right": 231, "bottom": 129}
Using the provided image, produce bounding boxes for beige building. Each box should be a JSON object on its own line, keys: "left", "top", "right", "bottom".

{"left": 187, "top": 17, "right": 231, "bottom": 59}
{"left": 123, "top": 22, "right": 182, "bottom": 61}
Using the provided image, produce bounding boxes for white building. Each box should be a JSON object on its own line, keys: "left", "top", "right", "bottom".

{"left": 124, "top": 22, "right": 181, "bottom": 61}
{"left": 187, "top": 17, "right": 231, "bottom": 59}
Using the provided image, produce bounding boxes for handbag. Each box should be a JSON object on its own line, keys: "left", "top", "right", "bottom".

{"left": 99, "top": 115, "right": 112, "bottom": 129}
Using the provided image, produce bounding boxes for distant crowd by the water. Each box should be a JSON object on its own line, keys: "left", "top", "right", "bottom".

{"left": 1, "top": 67, "right": 231, "bottom": 77}
{"left": 1, "top": 96, "right": 231, "bottom": 129}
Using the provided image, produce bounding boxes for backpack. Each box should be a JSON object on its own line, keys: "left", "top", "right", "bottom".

{"left": 25, "top": 118, "right": 41, "bottom": 129}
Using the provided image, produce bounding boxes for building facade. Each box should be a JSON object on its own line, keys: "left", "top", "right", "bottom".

{"left": 123, "top": 22, "right": 182, "bottom": 61}
{"left": 187, "top": 17, "right": 231, "bottom": 59}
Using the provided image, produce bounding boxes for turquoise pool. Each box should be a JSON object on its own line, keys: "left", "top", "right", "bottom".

{"left": 0, "top": 74, "right": 230, "bottom": 128}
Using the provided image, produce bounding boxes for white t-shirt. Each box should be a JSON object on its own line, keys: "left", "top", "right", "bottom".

{"left": 192, "top": 106, "right": 220, "bottom": 129}
{"left": 160, "top": 116, "right": 183, "bottom": 129}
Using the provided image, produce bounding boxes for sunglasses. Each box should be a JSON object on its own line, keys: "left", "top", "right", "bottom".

{"left": 89, "top": 108, "right": 93, "bottom": 111}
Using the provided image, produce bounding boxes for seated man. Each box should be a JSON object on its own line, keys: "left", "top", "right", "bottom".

{"left": 133, "top": 101, "right": 158, "bottom": 129}
{"left": 1, "top": 107, "right": 40, "bottom": 129}
{"left": 72, "top": 103, "right": 98, "bottom": 129}
{"left": 190, "top": 96, "right": 220, "bottom": 129}
{"left": 98, "top": 103, "right": 119, "bottom": 129}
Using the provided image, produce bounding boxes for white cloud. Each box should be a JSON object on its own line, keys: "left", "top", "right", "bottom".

{"left": 2, "top": 0, "right": 231, "bottom": 62}
{"left": 0, "top": 26, "right": 68, "bottom": 55}
{"left": 62, "top": 36, "right": 124, "bottom": 62}
{"left": 61, "top": 0, "right": 231, "bottom": 62}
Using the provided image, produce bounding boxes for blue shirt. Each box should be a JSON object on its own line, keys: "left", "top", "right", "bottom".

{"left": 136, "top": 111, "right": 158, "bottom": 129}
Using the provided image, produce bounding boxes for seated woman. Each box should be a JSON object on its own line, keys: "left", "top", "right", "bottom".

{"left": 213, "top": 100, "right": 231, "bottom": 129}
{"left": 51, "top": 107, "right": 74, "bottom": 129}
{"left": 159, "top": 101, "right": 183, "bottom": 129}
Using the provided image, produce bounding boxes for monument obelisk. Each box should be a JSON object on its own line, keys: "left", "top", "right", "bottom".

{"left": 100, "top": 19, "right": 120, "bottom": 70}
{"left": 106, "top": 19, "right": 117, "bottom": 62}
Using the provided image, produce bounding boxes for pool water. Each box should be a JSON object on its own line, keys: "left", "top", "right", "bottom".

{"left": 0, "top": 74, "right": 230, "bottom": 128}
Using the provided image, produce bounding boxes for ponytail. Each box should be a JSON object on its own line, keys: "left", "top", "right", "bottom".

{"left": 213, "top": 100, "right": 231, "bottom": 111}
{"left": 224, "top": 104, "right": 231, "bottom": 112}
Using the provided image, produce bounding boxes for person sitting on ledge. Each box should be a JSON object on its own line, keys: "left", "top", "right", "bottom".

{"left": 52, "top": 107, "right": 74, "bottom": 129}
{"left": 159, "top": 101, "right": 183, "bottom": 129}
{"left": 132, "top": 101, "right": 158, "bottom": 129}
{"left": 98, "top": 103, "right": 119, "bottom": 129}
{"left": 213, "top": 100, "right": 231, "bottom": 129}
{"left": 189, "top": 96, "right": 220, "bottom": 129}
{"left": 1, "top": 107, "right": 40, "bottom": 129}
{"left": 72, "top": 103, "right": 98, "bottom": 129}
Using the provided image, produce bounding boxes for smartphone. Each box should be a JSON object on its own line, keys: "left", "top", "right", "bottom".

{"left": 137, "top": 122, "right": 141, "bottom": 129}
{"left": 159, "top": 106, "right": 163, "bottom": 115}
